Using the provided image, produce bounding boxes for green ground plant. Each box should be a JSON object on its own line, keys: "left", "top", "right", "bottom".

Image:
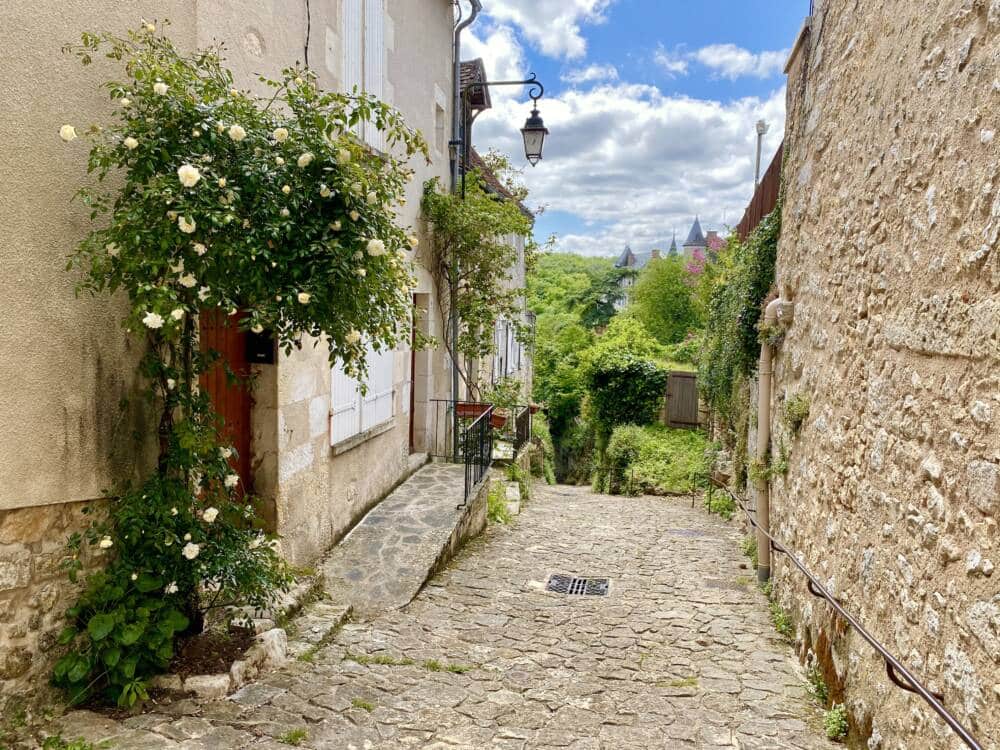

{"left": 741, "top": 536, "right": 758, "bottom": 568}
{"left": 351, "top": 698, "right": 375, "bottom": 712}
{"left": 278, "top": 728, "right": 308, "bottom": 746}
{"left": 529, "top": 413, "right": 557, "bottom": 485}
{"left": 823, "top": 703, "right": 849, "bottom": 741}
{"left": 603, "top": 425, "right": 711, "bottom": 496}
{"left": 807, "top": 663, "right": 830, "bottom": 705}
{"left": 487, "top": 483, "right": 512, "bottom": 525}
{"left": 784, "top": 392, "right": 811, "bottom": 435}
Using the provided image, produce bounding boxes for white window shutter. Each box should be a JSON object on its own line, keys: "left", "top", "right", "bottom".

{"left": 331, "top": 363, "right": 362, "bottom": 445}
{"left": 343, "top": 0, "right": 364, "bottom": 139}
{"left": 361, "top": 345, "right": 393, "bottom": 431}
{"left": 363, "top": 0, "right": 385, "bottom": 149}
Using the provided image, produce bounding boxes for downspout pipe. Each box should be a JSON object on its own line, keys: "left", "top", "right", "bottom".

{"left": 449, "top": 0, "right": 481, "bottom": 453}
{"left": 754, "top": 296, "right": 794, "bottom": 584}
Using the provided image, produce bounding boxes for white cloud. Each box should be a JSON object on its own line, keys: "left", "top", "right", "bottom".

{"left": 653, "top": 46, "right": 689, "bottom": 77}
{"left": 463, "top": 24, "right": 528, "bottom": 103}
{"left": 693, "top": 43, "right": 789, "bottom": 80}
{"left": 472, "top": 80, "right": 786, "bottom": 256}
{"left": 478, "top": 0, "right": 614, "bottom": 60}
{"left": 562, "top": 64, "right": 619, "bottom": 85}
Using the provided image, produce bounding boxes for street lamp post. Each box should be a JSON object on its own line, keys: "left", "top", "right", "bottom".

{"left": 754, "top": 119, "right": 769, "bottom": 189}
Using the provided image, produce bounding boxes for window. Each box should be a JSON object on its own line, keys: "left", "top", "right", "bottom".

{"left": 491, "top": 317, "right": 524, "bottom": 384}
{"left": 330, "top": 343, "right": 395, "bottom": 446}
{"left": 342, "top": 0, "right": 385, "bottom": 149}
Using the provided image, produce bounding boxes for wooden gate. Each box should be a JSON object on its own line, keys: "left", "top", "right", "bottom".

{"left": 665, "top": 371, "right": 699, "bottom": 429}
{"left": 198, "top": 309, "right": 253, "bottom": 492}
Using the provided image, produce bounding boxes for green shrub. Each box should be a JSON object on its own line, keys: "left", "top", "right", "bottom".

{"left": 558, "top": 414, "right": 597, "bottom": 485}
{"left": 807, "top": 663, "right": 830, "bottom": 705}
{"left": 784, "top": 392, "right": 811, "bottom": 435}
{"left": 741, "top": 536, "right": 758, "bottom": 568}
{"left": 587, "top": 352, "right": 668, "bottom": 441}
{"left": 629, "top": 425, "right": 711, "bottom": 495}
{"left": 823, "top": 704, "right": 849, "bottom": 741}
{"left": 487, "top": 483, "right": 512, "bottom": 525}
{"left": 768, "top": 599, "right": 794, "bottom": 641}
{"left": 605, "top": 425, "right": 645, "bottom": 495}
{"left": 705, "top": 489, "right": 735, "bottom": 520}
{"left": 530, "top": 413, "right": 557, "bottom": 484}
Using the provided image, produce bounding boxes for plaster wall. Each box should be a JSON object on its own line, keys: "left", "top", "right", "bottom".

{"left": 769, "top": 2, "right": 1000, "bottom": 746}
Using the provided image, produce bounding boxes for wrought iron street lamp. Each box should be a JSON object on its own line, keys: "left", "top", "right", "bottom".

{"left": 461, "top": 73, "right": 548, "bottom": 169}
{"left": 520, "top": 104, "right": 548, "bottom": 166}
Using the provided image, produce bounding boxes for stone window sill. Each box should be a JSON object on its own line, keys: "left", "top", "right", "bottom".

{"left": 331, "top": 418, "right": 396, "bottom": 457}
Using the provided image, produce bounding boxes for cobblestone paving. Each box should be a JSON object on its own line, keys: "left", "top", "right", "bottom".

{"left": 57, "top": 484, "right": 833, "bottom": 749}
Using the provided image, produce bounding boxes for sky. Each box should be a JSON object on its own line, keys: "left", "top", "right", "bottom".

{"left": 463, "top": 0, "right": 806, "bottom": 257}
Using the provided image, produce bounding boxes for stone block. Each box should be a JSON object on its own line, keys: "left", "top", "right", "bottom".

{"left": 255, "top": 628, "right": 288, "bottom": 668}
{"left": 183, "top": 673, "right": 231, "bottom": 700}
{"left": 149, "top": 674, "right": 184, "bottom": 691}
{"left": 0, "top": 544, "right": 31, "bottom": 592}
{"left": 967, "top": 460, "right": 999, "bottom": 516}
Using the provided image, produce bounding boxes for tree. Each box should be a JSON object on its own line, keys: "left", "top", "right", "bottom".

{"left": 532, "top": 313, "right": 593, "bottom": 434}
{"left": 629, "top": 255, "right": 701, "bottom": 345}
{"left": 421, "top": 168, "right": 534, "bottom": 398}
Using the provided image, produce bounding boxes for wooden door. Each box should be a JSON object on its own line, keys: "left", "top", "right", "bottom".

{"left": 666, "top": 372, "right": 700, "bottom": 429}
{"left": 199, "top": 309, "right": 253, "bottom": 492}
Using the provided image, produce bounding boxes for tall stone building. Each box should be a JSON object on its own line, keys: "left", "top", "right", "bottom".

{"left": 765, "top": 1, "right": 1000, "bottom": 747}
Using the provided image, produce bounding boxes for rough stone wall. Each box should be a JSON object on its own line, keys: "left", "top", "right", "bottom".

{"left": 770, "top": 1, "right": 1000, "bottom": 747}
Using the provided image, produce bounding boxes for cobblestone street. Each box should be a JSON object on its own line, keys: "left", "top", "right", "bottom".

{"left": 58, "top": 483, "right": 833, "bottom": 749}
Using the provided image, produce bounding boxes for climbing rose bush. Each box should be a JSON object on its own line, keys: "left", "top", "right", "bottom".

{"left": 53, "top": 22, "right": 428, "bottom": 707}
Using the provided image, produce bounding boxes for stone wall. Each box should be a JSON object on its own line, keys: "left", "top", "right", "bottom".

{"left": 769, "top": 1, "right": 1000, "bottom": 747}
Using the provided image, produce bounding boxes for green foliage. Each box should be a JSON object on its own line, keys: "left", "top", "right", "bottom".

{"left": 807, "top": 663, "right": 830, "bottom": 705}
{"left": 662, "top": 332, "right": 702, "bottom": 368}
{"left": 784, "top": 392, "right": 811, "bottom": 435}
{"left": 585, "top": 318, "right": 668, "bottom": 441}
{"left": 602, "top": 424, "right": 712, "bottom": 496}
{"left": 506, "top": 461, "right": 530, "bottom": 503}
{"left": 55, "top": 22, "right": 424, "bottom": 706}
{"left": 629, "top": 255, "right": 702, "bottom": 345}
{"left": 41, "top": 737, "right": 100, "bottom": 750}
{"left": 422, "top": 169, "right": 533, "bottom": 395}
{"left": 741, "top": 536, "right": 759, "bottom": 568}
{"left": 527, "top": 253, "right": 621, "bottom": 326}
{"left": 823, "top": 703, "right": 849, "bottom": 741}
{"left": 279, "top": 729, "right": 308, "bottom": 746}
{"left": 481, "top": 376, "right": 524, "bottom": 415}
{"left": 699, "top": 201, "right": 782, "bottom": 421}
{"left": 705, "top": 488, "right": 736, "bottom": 520}
{"left": 487, "top": 483, "right": 512, "bottom": 525}
{"left": 531, "top": 313, "right": 593, "bottom": 435}
{"left": 558, "top": 415, "right": 597, "bottom": 486}
{"left": 351, "top": 698, "right": 375, "bottom": 712}
{"left": 769, "top": 598, "right": 794, "bottom": 641}
{"left": 529, "top": 413, "right": 557, "bottom": 485}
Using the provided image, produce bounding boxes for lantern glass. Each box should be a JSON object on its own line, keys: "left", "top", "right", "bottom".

{"left": 521, "top": 108, "right": 548, "bottom": 166}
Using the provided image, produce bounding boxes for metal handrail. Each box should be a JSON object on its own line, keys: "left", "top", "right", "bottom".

{"left": 461, "top": 406, "right": 493, "bottom": 507}
{"left": 713, "top": 480, "right": 983, "bottom": 750}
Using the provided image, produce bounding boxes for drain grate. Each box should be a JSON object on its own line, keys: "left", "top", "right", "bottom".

{"left": 546, "top": 574, "right": 610, "bottom": 597}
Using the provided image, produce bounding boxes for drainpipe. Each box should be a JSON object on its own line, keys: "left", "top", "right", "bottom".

{"left": 449, "top": 1, "right": 481, "bottom": 452}
{"left": 754, "top": 295, "right": 794, "bottom": 584}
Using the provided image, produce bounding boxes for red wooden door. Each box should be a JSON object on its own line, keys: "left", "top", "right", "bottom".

{"left": 199, "top": 309, "right": 253, "bottom": 493}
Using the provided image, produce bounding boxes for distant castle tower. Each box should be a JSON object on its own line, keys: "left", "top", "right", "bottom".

{"left": 667, "top": 230, "right": 679, "bottom": 257}
{"left": 682, "top": 216, "right": 707, "bottom": 258}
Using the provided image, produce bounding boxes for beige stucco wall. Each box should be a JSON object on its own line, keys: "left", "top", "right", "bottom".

{"left": 769, "top": 2, "right": 1000, "bottom": 747}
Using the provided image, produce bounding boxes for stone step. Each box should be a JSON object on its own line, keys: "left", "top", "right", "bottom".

{"left": 505, "top": 481, "right": 522, "bottom": 516}
{"left": 318, "top": 462, "right": 488, "bottom": 620}
{"left": 285, "top": 600, "right": 352, "bottom": 658}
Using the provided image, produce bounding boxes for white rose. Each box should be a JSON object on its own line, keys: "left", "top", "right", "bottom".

{"left": 352, "top": 251, "right": 364, "bottom": 261}
{"left": 275, "top": 156, "right": 285, "bottom": 166}
{"left": 131, "top": 572, "right": 138, "bottom": 581}
{"left": 217, "top": 177, "right": 226, "bottom": 188}
{"left": 230, "top": 88, "right": 240, "bottom": 97}
{"left": 192, "top": 128, "right": 202, "bottom": 137}
{"left": 251, "top": 323, "right": 264, "bottom": 334}
{"left": 142, "top": 311, "right": 165, "bottom": 329}
{"left": 337, "top": 148, "right": 351, "bottom": 164}
{"left": 198, "top": 286, "right": 211, "bottom": 301}
{"left": 178, "top": 215, "right": 196, "bottom": 234}
{"left": 193, "top": 243, "right": 207, "bottom": 256}
{"left": 170, "top": 259, "right": 185, "bottom": 274}
{"left": 366, "top": 239, "right": 386, "bottom": 257}
{"left": 183, "top": 533, "right": 191, "bottom": 541}
{"left": 119, "top": 98, "right": 131, "bottom": 108}
{"left": 224, "top": 474, "right": 240, "bottom": 488}
{"left": 153, "top": 81, "right": 169, "bottom": 96}
{"left": 178, "top": 273, "right": 197, "bottom": 288}
{"left": 319, "top": 184, "right": 331, "bottom": 198}
{"left": 228, "top": 124, "right": 247, "bottom": 142}
{"left": 202, "top": 507, "right": 219, "bottom": 523}
{"left": 123, "top": 136, "right": 139, "bottom": 150}
{"left": 182, "top": 542, "right": 200, "bottom": 560}
{"left": 297, "top": 291, "right": 311, "bottom": 304}
{"left": 98, "top": 536, "right": 113, "bottom": 549}
{"left": 106, "top": 243, "right": 120, "bottom": 257}
{"left": 272, "top": 127, "right": 289, "bottom": 142}
{"left": 164, "top": 537, "right": 173, "bottom": 546}
{"left": 164, "top": 581, "right": 179, "bottom": 594}
{"left": 282, "top": 184, "right": 291, "bottom": 195}
{"left": 280, "top": 208, "right": 290, "bottom": 217}
{"left": 170, "top": 308, "right": 184, "bottom": 321}
{"left": 297, "top": 152, "right": 314, "bottom": 168}
{"left": 330, "top": 220, "right": 342, "bottom": 231}
{"left": 219, "top": 446, "right": 233, "bottom": 459}
{"left": 349, "top": 210, "right": 360, "bottom": 221}
{"left": 177, "top": 164, "right": 201, "bottom": 188}
{"left": 59, "top": 125, "right": 77, "bottom": 142}
{"left": 166, "top": 378, "right": 176, "bottom": 390}
{"left": 216, "top": 122, "right": 226, "bottom": 133}
{"left": 407, "top": 235, "right": 419, "bottom": 249}
{"left": 170, "top": 507, "right": 178, "bottom": 516}
{"left": 345, "top": 329, "right": 362, "bottom": 345}
{"left": 143, "top": 21, "right": 156, "bottom": 33}
{"left": 366, "top": 191, "right": 378, "bottom": 205}
{"left": 355, "top": 268, "right": 367, "bottom": 277}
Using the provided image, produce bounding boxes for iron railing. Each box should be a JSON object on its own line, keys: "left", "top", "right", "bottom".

{"left": 713, "top": 480, "right": 983, "bottom": 750}
{"left": 513, "top": 405, "right": 531, "bottom": 454}
{"left": 461, "top": 406, "right": 493, "bottom": 507}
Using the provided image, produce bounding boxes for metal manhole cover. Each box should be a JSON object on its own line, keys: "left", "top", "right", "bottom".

{"left": 546, "top": 574, "right": 609, "bottom": 596}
